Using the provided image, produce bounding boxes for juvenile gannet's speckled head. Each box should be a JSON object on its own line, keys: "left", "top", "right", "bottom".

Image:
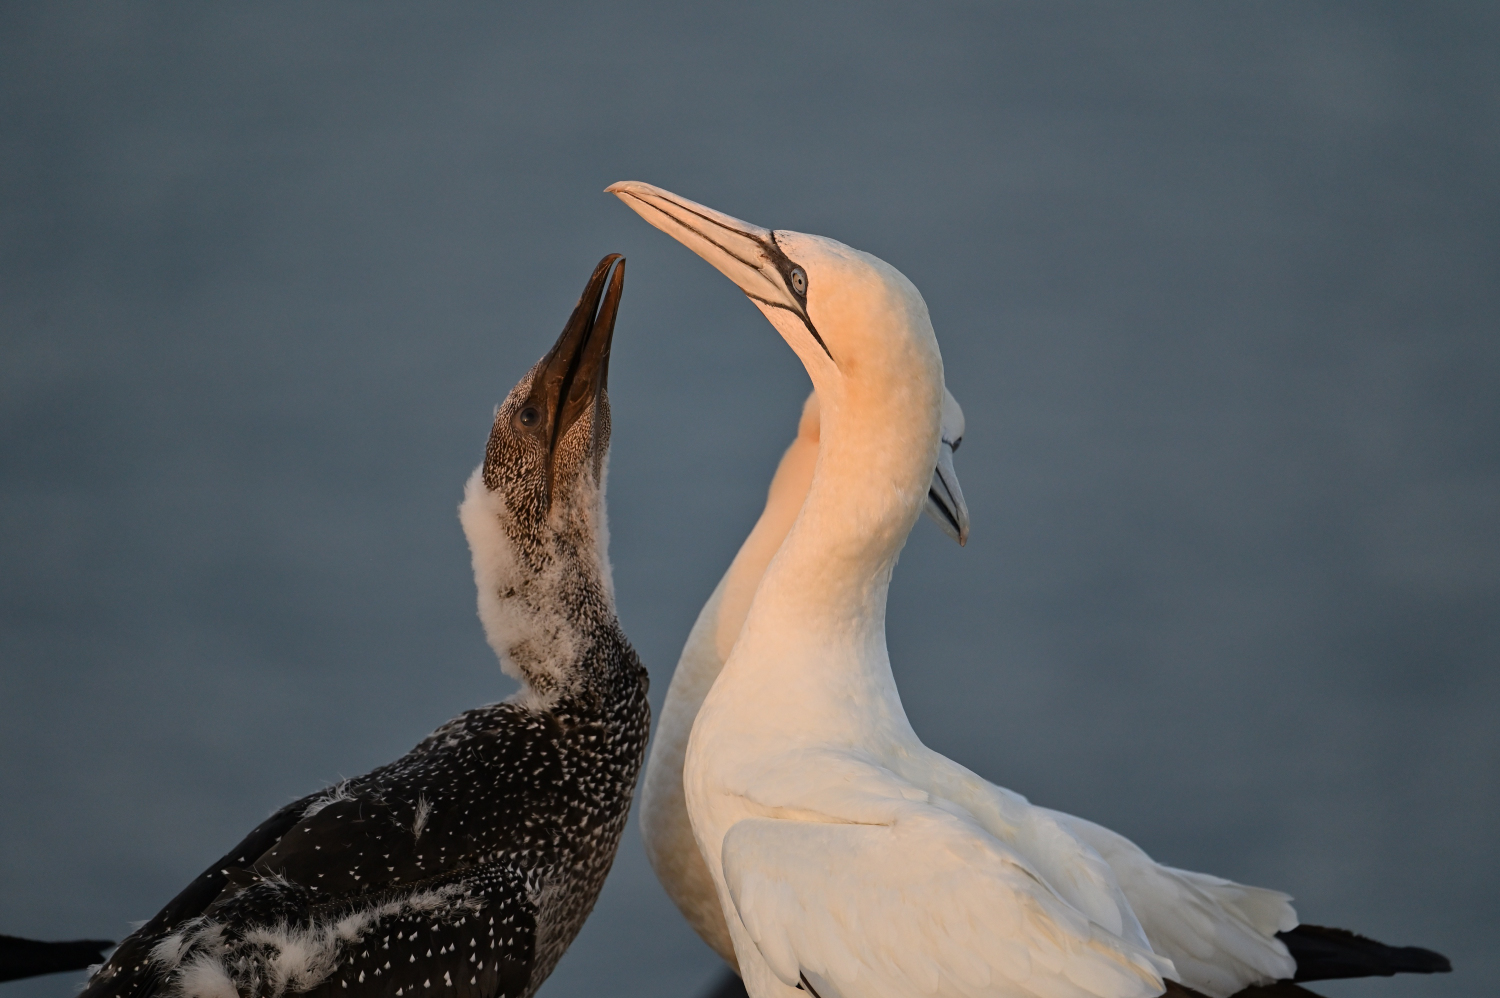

{"left": 460, "top": 254, "right": 626, "bottom": 696}
{"left": 607, "top": 182, "right": 969, "bottom": 543}
{"left": 482, "top": 254, "right": 622, "bottom": 540}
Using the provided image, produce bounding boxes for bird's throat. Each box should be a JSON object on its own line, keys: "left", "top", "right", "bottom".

{"left": 460, "top": 467, "right": 621, "bottom": 703}
{"left": 721, "top": 390, "right": 938, "bottom": 720}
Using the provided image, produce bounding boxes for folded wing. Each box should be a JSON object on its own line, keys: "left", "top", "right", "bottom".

{"left": 1047, "top": 813, "right": 1296, "bottom": 998}
{"left": 720, "top": 804, "right": 1175, "bottom": 998}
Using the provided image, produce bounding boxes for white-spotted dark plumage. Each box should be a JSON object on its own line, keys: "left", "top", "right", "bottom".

{"left": 83, "top": 255, "right": 648, "bottom": 998}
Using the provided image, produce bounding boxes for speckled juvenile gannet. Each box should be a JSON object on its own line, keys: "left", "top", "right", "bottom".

{"left": 609, "top": 182, "right": 1449, "bottom": 998}
{"left": 82, "top": 255, "right": 650, "bottom": 998}
{"left": 641, "top": 389, "right": 968, "bottom": 972}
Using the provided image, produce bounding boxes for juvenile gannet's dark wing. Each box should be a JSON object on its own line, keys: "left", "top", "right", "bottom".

{"left": 84, "top": 705, "right": 560, "bottom": 998}
{"left": 0, "top": 935, "right": 117, "bottom": 982}
{"left": 83, "top": 798, "right": 308, "bottom": 997}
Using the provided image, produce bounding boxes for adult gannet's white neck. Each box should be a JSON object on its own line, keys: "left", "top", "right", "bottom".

{"left": 640, "top": 393, "right": 821, "bottom": 970}
{"left": 640, "top": 389, "right": 968, "bottom": 970}
{"left": 610, "top": 181, "right": 950, "bottom": 735}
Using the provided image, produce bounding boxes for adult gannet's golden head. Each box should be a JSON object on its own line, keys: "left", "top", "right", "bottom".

{"left": 608, "top": 182, "right": 968, "bottom": 543}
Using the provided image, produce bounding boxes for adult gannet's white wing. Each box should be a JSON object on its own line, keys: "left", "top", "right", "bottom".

{"left": 1045, "top": 814, "right": 1297, "bottom": 997}
{"left": 894, "top": 749, "right": 1296, "bottom": 997}
{"left": 716, "top": 755, "right": 1174, "bottom": 998}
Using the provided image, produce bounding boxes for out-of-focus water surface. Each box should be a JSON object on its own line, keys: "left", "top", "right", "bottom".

{"left": 2, "top": 5, "right": 1495, "bottom": 998}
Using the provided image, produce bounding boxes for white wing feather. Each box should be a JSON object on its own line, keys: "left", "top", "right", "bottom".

{"left": 1046, "top": 813, "right": 1296, "bottom": 998}
{"left": 720, "top": 803, "right": 1174, "bottom": 998}
{"left": 888, "top": 750, "right": 1297, "bottom": 997}
{"left": 899, "top": 751, "right": 1153, "bottom": 954}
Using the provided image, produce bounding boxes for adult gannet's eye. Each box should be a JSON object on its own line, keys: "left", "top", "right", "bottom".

{"left": 950, "top": 436, "right": 962, "bottom": 452}
{"left": 789, "top": 267, "right": 807, "bottom": 296}
{"left": 518, "top": 406, "right": 541, "bottom": 428}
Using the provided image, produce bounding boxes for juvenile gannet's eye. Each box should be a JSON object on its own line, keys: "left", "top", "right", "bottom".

{"left": 518, "top": 406, "right": 541, "bottom": 428}
{"left": 789, "top": 267, "right": 807, "bottom": 296}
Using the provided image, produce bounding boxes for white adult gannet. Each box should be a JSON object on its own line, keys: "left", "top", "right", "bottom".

{"left": 641, "top": 389, "right": 969, "bottom": 971}
{"left": 609, "top": 182, "right": 1450, "bottom": 998}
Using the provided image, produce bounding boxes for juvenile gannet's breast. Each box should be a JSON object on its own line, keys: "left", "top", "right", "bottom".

{"left": 86, "top": 664, "right": 650, "bottom": 998}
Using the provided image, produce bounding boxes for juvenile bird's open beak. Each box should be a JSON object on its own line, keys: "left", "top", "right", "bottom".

{"left": 606, "top": 181, "right": 811, "bottom": 325}
{"left": 924, "top": 442, "right": 970, "bottom": 546}
{"left": 531, "top": 253, "right": 625, "bottom": 472}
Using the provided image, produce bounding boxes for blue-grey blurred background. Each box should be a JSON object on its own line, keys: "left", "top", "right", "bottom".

{"left": 2, "top": 4, "right": 1495, "bottom": 998}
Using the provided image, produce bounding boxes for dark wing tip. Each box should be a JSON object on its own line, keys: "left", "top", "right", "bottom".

{"left": 1279, "top": 924, "right": 1452, "bottom": 982}
{"left": 0, "top": 935, "right": 117, "bottom": 982}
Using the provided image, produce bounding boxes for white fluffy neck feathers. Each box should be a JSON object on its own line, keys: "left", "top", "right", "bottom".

{"left": 458, "top": 466, "right": 615, "bottom": 701}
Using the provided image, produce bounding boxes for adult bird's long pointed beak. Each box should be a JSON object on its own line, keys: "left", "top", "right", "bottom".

{"left": 605, "top": 181, "right": 807, "bottom": 319}
{"left": 611, "top": 182, "right": 972, "bottom": 543}
{"left": 924, "top": 442, "right": 970, "bottom": 546}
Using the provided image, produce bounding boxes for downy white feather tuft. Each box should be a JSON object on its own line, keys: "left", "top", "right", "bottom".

{"left": 149, "top": 885, "right": 481, "bottom": 998}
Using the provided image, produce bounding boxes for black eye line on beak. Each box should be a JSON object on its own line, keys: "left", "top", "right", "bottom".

{"left": 740, "top": 289, "right": 835, "bottom": 363}
{"left": 652, "top": 196, "right": 769, "bottom": 276}
{"left": 763, "top": 231, "right": 834, "bottom": 363}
